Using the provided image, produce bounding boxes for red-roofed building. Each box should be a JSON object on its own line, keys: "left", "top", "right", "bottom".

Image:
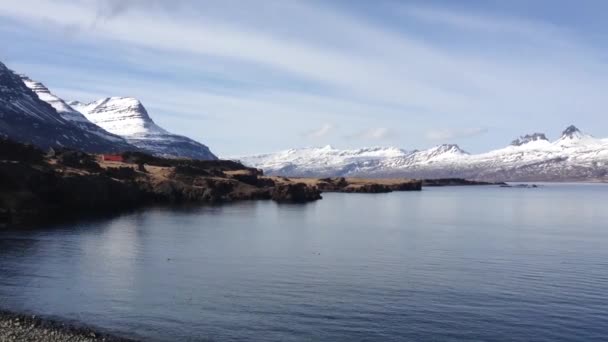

{"left": 101, "top": 154, "right": 124, "bottom": 162}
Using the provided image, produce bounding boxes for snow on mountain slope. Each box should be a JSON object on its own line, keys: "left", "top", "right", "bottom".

{"left": 237, "top": 145, "right": 410, "bottom": 177}
{"left": 70, "top": 97, "right": 217, "bottom": 160}
{"left": 20, "top": 76, "right": 132, "bottom": 146}
{"left": 0, "top": 61, "right": 130, "bottom": 153}
{"left": 239, "top": 126, "right": 608, "bottom": 181}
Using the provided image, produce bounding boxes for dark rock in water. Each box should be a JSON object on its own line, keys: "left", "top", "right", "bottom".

{"left": 388, "top": 182, "right": 423, "bottom": 191}
{"left": 422, "top": 178, "right": 503, "bottom": 186}
{"left": 272, "top": 183, "right": 322, "bottom": 203}
{"left": 500, "top": 184, "right": 539, "bottom": 189}
{"left": 342, "top": 183, "right": 393, "bottom": 193}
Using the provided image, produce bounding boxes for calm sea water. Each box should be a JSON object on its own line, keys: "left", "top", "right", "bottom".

{"left": 1, "top": 184, "right": 607, "bottom": 341}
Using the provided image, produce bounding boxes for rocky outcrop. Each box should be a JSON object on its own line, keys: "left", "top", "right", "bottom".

{"left": 421, "top": 178, "right": 504, "bottom": 186}
{"left": 314, "top": 177, "right": 422, "bottom": 193}
{"left": 510, "top": 133, "right": 548, "bottom": 146}
{"left": 271, "top": 183, "right": 322, "bottom": 203}
{"left": 341, "top": 183, "right": 393, "bottom": 193}
{"left": 0, "top": 138, "right": 321, "bottom": 226}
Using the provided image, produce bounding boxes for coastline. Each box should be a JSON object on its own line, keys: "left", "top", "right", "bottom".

{"left": 0, "top": 139, "right": 426, "bottom": 227}
{"left": 0, "top": 310, "right": 137, "bottom": 342}
{"left": 0, "top": 137, "right": 507, "bottom": 228}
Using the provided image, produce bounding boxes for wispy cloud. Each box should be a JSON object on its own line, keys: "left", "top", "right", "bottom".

{"left": 426, "top": 128, "right": 489, "bottom": 142}
{"left": 348, "top": 127, "right": 395, "bottom": 141}
{"left": 303, "top": 123, "right": 334, "bottom": 139}
{"left": 1, "top": 0, "right": 608, "bottom": 154}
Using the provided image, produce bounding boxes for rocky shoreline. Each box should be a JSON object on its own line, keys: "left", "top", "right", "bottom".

{"left": 0, "top": 310, "right": 136, "bottom": 342}
{"left": 0, "top": 139, "right": 427, "bottom": 227}
{"left": 0, "top": 138, "right": 506, "bottom": 227}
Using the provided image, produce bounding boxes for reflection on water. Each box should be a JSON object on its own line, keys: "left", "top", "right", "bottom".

{"left": 1, "top": 184, "right": 608, "bottom": 342}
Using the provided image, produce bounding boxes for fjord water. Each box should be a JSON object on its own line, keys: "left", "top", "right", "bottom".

{"left": 1, "top": 185, "right": 607, "bottom": 341}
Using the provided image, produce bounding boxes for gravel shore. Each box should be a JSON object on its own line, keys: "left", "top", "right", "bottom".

{"left": 0, "top": 311, "right": 137, "bottom": 342}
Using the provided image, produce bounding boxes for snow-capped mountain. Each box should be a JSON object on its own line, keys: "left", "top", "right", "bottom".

{"left": 20, "top": 75, "right": 133, "bottom": 148}
{"left": 238, "top": 126, "right": 608, "bottom": 182}
{"left": 0, "top": 61, "right": 130, "bottom": 153}
{"left": 70, "top": 97, "right": 217, "bottom": 160}
{"left": 239, "top": 145, "right": 410, "bottom": 177}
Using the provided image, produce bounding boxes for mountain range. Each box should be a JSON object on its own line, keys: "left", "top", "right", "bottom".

{"left": 0, "top": 61, "right": 216, "bottom": 160}
{"left": 3, "top": 59, "right": 608, "bottom": 182}
{"left": 238, "top": 126, "right": 608, "bottom": 182}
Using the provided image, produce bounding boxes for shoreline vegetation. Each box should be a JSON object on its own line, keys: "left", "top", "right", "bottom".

{"left": 0, "top": 138, "right": 499, "bottom": 227}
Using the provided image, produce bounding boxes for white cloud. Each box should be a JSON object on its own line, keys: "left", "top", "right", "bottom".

{"left": 303, "top": 123, "right": 334, "bottom": 139}
{"left": 348, "top": 127, "right": 395, "bottom": 140}
{"left": 2, "top": 0, "right": 608, "bottom": 154}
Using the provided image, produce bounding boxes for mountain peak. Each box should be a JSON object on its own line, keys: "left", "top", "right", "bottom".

{"left": 70, "top": 96, "right": 162, "bottom": 137}
{"left": 71, "top": 96, "right": 217, "bottom": 160}
{"left": 94, "top": 97, "right": 151, "bottom": 119}
{"left": 511, "top": 133, "right": 548, "bottom": 146}
{"left": 561, "top": 125, "right": 582, "bottom": 139}
{"left": 415, "top": 144, "right": 468, "bottom": 162}
{"left": 0, "top": 61, "right": 132, "bottom": 153}
{"left": 433, "top": 144, "right": 468, "bottom": 154}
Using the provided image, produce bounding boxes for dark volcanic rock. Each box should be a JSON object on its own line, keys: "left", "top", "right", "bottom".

{"left": 56, "top": 150, "right": 102, "bottom": 172}
{"left": 0, "top": 137, "right": 44, "bottom": 163}
{"left": 104, "top": 166, "right": 140, "bottom": 180}
{"left": 316, "top": 177, "right": 421, "bottom": 193}
{"left": 228, "top": 172, "right": 275, "bottom": 187}
{"left": 271, "top": 183, "right": 322, "bottom": 203}
{"left": 342, "top": 183, "right": 393, "bottom": 193}
{"left": 422, "top": 178, "right": 501, "bottom": 186}
{"left": 0, "top": 162, "right": 148, "bottom": 225}
{"left": 510, "top": 133, "right": 548, "bottom": 146}
{"left": 317, "top": 177, "right": 349, "bottom": 191}
{"left": 388, "top": 182, "right": 422, "bottom": 191}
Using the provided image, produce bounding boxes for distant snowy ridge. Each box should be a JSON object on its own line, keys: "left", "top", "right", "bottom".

{"left": 70, "top": 97, "right": 217, "bottom": 160}
{"left": 238, "top": 126, "right": 608, "bottom": 182}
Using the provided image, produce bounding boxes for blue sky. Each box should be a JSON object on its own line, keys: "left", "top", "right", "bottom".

{"left": 1, "top": 0, "right": 607, "bottom": 157}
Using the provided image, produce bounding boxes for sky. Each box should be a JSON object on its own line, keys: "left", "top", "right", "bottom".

{"left": 1, "top": 0, "right": 608, "bottom": 157}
